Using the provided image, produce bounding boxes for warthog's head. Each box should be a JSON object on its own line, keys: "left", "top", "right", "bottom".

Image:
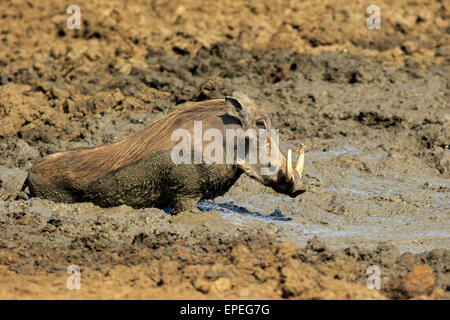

{"left": 224, "top": 92, "right": 306, "bottom": 198}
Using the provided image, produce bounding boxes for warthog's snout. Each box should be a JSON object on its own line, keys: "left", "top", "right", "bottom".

{"left": 267, "top": 143, "right": 306, "bottom": 198}
{"left": 288, "top": 177, "right": 307, "bottom": 198}
{"left": 288, "top": 176, "right": 307, "bottom": 197}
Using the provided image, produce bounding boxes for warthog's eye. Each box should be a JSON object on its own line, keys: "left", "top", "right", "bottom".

{"left": 256, "top": 119, "right": 266, "bottom": 129}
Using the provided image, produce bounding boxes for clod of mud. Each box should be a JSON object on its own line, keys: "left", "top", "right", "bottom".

{"left": 0, "top": 166, "right": 27, "bottom": 201}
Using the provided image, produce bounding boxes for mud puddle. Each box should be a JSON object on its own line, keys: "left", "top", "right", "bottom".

{"left": 194, "top": 143, "right": 450, "bottom": 254}
{"left": 1, "top": 142, "right": 448, "bottom": 255}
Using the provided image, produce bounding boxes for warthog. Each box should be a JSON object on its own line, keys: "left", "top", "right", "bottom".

{"left": 26, "top": 92, "right": 306, "bottom": 213}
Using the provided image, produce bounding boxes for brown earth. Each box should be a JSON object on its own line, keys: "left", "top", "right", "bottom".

{"left": 0, "top": 0, "right": 449, "bottom": 300}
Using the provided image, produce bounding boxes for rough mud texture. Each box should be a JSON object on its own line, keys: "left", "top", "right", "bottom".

{"left": 0, "top": 0, "right": 449, "bottom": 299}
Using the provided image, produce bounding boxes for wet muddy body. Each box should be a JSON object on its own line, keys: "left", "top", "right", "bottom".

{"left": 0, "top": 0, "right": 449, "bottom": 299}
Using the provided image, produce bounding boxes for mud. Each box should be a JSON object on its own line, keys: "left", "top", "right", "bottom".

{"left": 0, "top": 0, "right": 449, "bottom": 299}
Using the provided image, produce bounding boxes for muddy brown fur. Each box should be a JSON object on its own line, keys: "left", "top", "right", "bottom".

{"left": 26, "top": 92, "right": 305, "bottom": 213}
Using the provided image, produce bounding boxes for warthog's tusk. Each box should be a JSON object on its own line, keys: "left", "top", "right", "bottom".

{"left": 295, "top": 143, "right": 305, "bottom": 178}
{"left": 286, "top": 149, "right": 293, "bottom": 182}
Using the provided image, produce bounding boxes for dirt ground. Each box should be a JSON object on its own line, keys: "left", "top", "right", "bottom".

{"left": 0, "top": 0, "right": 449, "bottom": 299}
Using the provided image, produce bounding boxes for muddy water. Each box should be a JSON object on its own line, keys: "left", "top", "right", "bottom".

{"left": 2, "top": 140, "right": 447, "bottom": 257}
{"left": 1, "top": 138, "right": 448, "bottom": 256}
{"left": 193, "top": 144, "right": 450, "bottom": 254}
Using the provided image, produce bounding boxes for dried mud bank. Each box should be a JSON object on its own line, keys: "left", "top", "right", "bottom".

{"left": 0, "top": 0, "right": 449, "bottom": 300}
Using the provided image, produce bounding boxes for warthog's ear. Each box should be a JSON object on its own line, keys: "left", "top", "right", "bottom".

{"left": 225, "top": 91, "right": 253, "bottom": 126}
